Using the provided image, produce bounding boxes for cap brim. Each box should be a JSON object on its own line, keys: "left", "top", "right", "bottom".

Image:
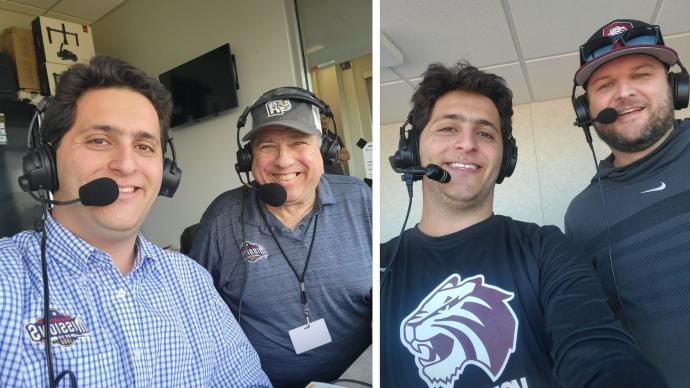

{"left": 575, "top": 45, "right": 678, "bottom": 85}
{"left": 241, "top": 119, "right": 322, "bottom": 141}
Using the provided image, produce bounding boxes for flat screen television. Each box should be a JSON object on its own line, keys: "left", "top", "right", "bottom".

{"left": 159, "top": 43, "right": 239, "bottom": 128}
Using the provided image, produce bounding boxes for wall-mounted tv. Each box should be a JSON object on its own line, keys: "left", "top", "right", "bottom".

{"left": 159, "top": 43, "right": 239, "bottom": 128}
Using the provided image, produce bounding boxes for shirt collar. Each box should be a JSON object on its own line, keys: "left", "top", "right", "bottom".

{"left": 244, "top": 175, "right": 336, "bottom": 233}
{"left": 316, "top": 175, "right": 336, "bottom": 207}
{"left": 43, "top": 213, "right": 158, "bottom": 276}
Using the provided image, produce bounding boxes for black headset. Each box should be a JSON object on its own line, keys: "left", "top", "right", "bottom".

{"left": 235, "top": 86, "right": 340, "bottom": 175}
{"left": 572, "top": 59, "right": 690, "bottom": 128}
{"left": 18, "top": 97, "right": 182, "bottom": 198}
{"left": 390, "top": 111, "right": 518, "bottom": 184}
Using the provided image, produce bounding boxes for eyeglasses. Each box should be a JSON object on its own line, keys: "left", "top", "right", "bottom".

{"left": 580, "top": 25, "right": 664, "bottom": 64}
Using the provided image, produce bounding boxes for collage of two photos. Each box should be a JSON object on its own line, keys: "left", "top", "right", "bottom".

{"left": 0, "top": 0, "right": 689, "bottom": 387}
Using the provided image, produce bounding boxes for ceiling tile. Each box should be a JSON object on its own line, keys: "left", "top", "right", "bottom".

{"left": 526, "top": 53, "right": 580, "bottom": 102}
{"left": 657, "top": 0, "right": 690, "bottom": 35}
{"left": 44, "top": 10, "right": 89, "bottom": 25}
{"left": 51, "top": 0, "right": 125, "bottom": 23}
{"left": 381, "top": 81, "right": 415, "bottom": 124}
{"left": 482, "top": 63, "right": 531, "bottom": 105}
{"left": 10, "top": 0, "right": 58, "bottom": 9}
{"left": 0, "top": 1, "right": 46, "bottom": 16}
{"left": 381, "top": 0, "right": 518, "bottom": 79}
{"left": 509, "top": 0, "right": 657, "bottom": 59}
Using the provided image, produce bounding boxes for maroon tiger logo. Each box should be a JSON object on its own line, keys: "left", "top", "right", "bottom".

{"left": 400, "top": 274, "right": 518, "bottom": 387}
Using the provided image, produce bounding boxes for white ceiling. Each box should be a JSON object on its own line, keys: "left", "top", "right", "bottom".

{"left": 380, "top": 0, "right": 690, "bottom": 124}
{"left": 0, "top": 0, "right": 125, "bottom": 24}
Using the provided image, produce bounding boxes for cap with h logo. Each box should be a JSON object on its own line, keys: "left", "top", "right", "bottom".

{"left": 575, "top": 19, "right": 678, "bottom": 86}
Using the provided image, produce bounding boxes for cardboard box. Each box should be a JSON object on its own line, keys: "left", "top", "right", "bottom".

{"left": 38, "top": 62, "right": 70, "bottom": 96}
{"left": 32, "top": 16, "right": 94, "bottom": 66}
{"left": 0, "top": 27, "right": 40, "bottom": 91}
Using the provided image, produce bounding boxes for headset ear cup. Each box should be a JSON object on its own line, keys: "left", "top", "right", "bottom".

{"left": 320, "top": 131, "right": 341, "bottom": 165}
{"left": 409, "top": 127, "right": 420, "bottom": 167}
{"left": 19, "top": 144, "right": 58, "bottom": 192}
{"left": 42, "top": 145, "right": 58, "bottom": 191}
{"left": 669, "top": 71, "right": 690, "bottom": 110}
{"left": 573, "top": 93, "right": 591, "bottom": 127}
{"left": 235, "top": 142, "right": 253, "bottom": 174}
{"left": 394, "top": 126, "right": 420, "bottom": 170}
{"left": 497, "top": 135, "right": 518, "bottom": 184}
{"left": 159, "top": 157, "right": 182, "bottom": 198}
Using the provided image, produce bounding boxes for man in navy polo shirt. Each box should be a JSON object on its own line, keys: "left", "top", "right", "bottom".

{"left": 190, "top": 87, "right": 372, "bottom": 388}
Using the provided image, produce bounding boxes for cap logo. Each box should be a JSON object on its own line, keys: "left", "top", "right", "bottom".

{"left": 603, "top": 22, "right": 633, "bottom": 37}
{"left": 265, "top": 99, "right": 292, "bottom": 117}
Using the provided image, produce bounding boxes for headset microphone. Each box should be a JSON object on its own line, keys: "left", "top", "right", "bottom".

{"left": 242, "top": 182, "right": 287, "bottom": 207}
{"left": 573, "top": 107, "right": 619, "bottom": 144}
{"left": 594, "top": 108, "right": 618, "bottom": 124}
{"left": 48, "top": 177, "right": 120, "bottom": 206}
{"left": 576, "top": 107, "right": 618, "bottom": 127}
{"left": 400, "top": 164, "right": 451, "bottom": 183}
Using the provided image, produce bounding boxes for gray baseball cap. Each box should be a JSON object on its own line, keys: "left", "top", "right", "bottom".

{"left": 242, "top": 88, "right": 323, "bottom": 141}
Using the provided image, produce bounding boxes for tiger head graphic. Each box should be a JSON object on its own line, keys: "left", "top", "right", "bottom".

{"left": 400, "top": 274, "right": 518, "bottom": 387}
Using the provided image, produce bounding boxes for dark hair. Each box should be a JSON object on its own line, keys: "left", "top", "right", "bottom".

{"left": 411, "top": 61, "right": 513, "bottom": 140}
{"left": 42, "top": 55, "right": 173, "bottom": 146}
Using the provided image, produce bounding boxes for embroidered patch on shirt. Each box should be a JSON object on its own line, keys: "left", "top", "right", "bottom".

{"left": 400, "top": 274, "right": 518, "bottom": 387}
{"left": 25, "top": 309, "right": 90, "bottom": 347}
{"left": 240, "top": 241, "right": 269, "bottom": 263}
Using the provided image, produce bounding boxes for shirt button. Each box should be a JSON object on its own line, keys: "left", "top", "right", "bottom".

{"left": 133, "top": 349, "right": 143, "bottom": 360}
{"left": 116, "top": 288, "right": 126, "bottom": 300}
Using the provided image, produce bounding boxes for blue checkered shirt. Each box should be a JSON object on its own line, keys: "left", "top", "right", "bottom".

{"left": 0, "top": 214, "right": 271, "bottom": 387}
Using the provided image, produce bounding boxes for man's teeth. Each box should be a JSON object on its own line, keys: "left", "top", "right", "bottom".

{"left": 119, "top": 186, "right": 134, "bottom": 193}
{"left": 274, "top": 173, "right": 298, "bottom": 181}
{"left": 448, "top": 162, "right": 478, "bottom": 169}
{"left": 620, "top": 107, "right": 642, "bottom": 115}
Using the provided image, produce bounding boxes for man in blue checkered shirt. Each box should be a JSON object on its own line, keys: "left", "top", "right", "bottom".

{"left": 0, "top": 56, "right": 271, "bottom": 387}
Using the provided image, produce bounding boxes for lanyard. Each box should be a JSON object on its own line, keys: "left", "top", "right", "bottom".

{"left": 256, "top": 194, "right": 319, "bottom": 325}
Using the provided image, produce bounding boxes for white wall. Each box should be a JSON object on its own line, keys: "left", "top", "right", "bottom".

{"left": 93, "top": 0, "right": 303, "bottom": 247}
{"left": 380, "top": 96, "right": 690, "bottom": 242}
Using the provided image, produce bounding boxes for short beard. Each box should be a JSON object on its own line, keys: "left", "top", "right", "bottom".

{"left": 593, "top": 91, "right": 674, "bottom": 153}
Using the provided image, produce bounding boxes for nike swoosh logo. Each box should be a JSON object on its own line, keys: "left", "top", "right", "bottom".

{"left": 641, "top": 181, "right": 666, "bottom": 194}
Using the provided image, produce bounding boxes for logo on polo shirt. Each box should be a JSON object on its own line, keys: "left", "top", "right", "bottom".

{"left": 26, "top": 309, "right": 89, "bottom": 347}
{"left": 240, "top": 240, "right": 269, "bottom": 263}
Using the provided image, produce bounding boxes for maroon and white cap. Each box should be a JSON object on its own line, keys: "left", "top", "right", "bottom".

{"left": 574, "top": 19, "right": 678, "bottom": 86}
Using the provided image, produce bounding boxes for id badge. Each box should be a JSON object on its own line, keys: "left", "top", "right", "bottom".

{"left": 288, "top": 318, "right": 332, "bottom": 354}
